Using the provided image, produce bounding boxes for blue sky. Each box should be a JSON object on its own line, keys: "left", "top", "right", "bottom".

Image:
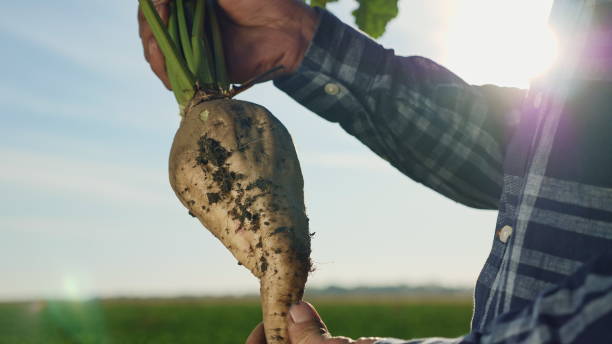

{"left": 0, "top": 0, "right": 554, "bottom": 300}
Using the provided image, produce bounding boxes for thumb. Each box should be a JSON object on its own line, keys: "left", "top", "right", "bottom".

{"left": 288, "top": 302, "right": 330, "bottom": 344}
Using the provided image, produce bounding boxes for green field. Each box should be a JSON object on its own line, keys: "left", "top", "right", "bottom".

{"left": 0, "top": 296, "right": 473, "bottom": 343}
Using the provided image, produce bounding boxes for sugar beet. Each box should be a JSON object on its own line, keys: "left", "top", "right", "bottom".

{"left": 169, "top": 97, "right": 311, "bottom": 344}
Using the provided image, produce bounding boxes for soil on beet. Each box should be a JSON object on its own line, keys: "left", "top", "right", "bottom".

{"left": 195, "top": 134, "right": 270, "bottom": 233}
{"left": 197, "top": 135, "right": 231, "bottom": 167}
{"left": 190, "top": 104, "right": 312, "bottom": 275}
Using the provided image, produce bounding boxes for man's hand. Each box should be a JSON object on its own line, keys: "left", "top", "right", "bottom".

{"left": 245, "top": 302, "right": 381, "bottom": 344}
{"left": 138, "top": 0, "right": 319, "bottom": 89}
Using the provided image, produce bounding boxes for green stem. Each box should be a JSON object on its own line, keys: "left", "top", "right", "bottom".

{"left": 191, "top": 0, "right": 214, "bottom": 86}
{"left": 207, "top": 0, "right": 229, "bottom": 90}
{"left": 139, "top": 0, "right": 195, "bottom": 106}
{"left": 141, "top": 0, "right": 234, "bottom": 104}
{"left": 176, "top": 0, "right": 195, "bottom": 73}
{"left": 167, "top": 3, "right": 184, "bottom": 104}
{"left": 201, "top": 32, "right": 217, "bottom": 86}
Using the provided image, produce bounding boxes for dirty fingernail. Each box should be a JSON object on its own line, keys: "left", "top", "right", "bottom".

{"left": 290, "top": 302, "right": 313, "bottom": 324}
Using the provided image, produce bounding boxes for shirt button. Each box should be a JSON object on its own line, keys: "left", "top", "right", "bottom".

{"left": 498, "top": 225, "right": 513, "bottom": 243}
{"left": 324, "top": 83, "right": 340, "bottom": 96}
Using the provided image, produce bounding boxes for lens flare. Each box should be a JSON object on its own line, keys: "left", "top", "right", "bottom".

{"left": 441, "top": 0, "right": 557, "bottom": 88}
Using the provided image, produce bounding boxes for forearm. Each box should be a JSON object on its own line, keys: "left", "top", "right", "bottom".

{"left": 274, "top": 9, "right": 525, "bottom": 209}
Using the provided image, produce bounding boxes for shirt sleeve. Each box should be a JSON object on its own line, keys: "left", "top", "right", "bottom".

{"left": 373, "top": 251, "right": 612, "bottom": 344}
{"left": 273, "top": 9, "right": 525, "bottom": 209}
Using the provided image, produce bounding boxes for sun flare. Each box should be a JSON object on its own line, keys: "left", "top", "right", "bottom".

{"left": 441, "top": 1, "right": 557, "bottom": 88}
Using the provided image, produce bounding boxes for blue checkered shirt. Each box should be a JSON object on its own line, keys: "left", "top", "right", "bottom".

{"left": 275, "top": 0, "right": 612, "bottom": 342}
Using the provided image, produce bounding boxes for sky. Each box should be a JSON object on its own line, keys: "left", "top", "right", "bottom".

{"left": 0, "top": 0, "right": 555, "bottom": 300}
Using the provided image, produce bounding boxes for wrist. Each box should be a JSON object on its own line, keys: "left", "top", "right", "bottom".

{"left": 281, "top": 4, "right": 319, "bottom": 75}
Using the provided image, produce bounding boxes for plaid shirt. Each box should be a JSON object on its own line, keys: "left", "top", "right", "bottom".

{"left": 275, "top": 0, "right": 612, "bottom": 343}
